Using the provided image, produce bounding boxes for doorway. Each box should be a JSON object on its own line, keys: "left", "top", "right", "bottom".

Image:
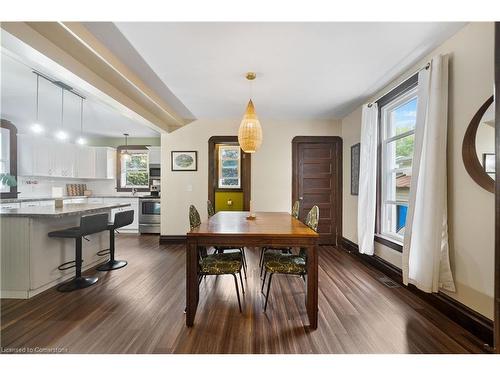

{"left": 292, "top": 136, "right": 343, "bottom": 245}
{"left": 208, "top": 136, "right": 251, "bottom": 212}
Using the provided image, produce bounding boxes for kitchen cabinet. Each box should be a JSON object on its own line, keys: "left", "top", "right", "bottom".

{"left": 17, "top": 134, "right": 34, "bottom": 176}
{"left": 103, "top": 197, "right": 139, "bottom": 231}
{"left": 95, "top": 147, "right": 116, "bottom": 179}
{"left": 75, "top": 147, "right": 95, "bottom": 179}
{"left": 148, "top": 146, "right": 161, "bottom": 165}
{"left": 17, "top": 134, "right": 115, "bottom": 180}
{"left": 39, "top": 200, "right": 55, "bottom": 206}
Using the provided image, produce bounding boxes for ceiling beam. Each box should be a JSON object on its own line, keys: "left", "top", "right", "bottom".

{"left": 1, "top": 22, "right": 189, "bottom": 133}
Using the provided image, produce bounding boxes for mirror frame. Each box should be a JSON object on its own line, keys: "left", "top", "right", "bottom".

{"left": 0, "top": 119, "right": 18, "bottom": 199}
{"left": 462, "top": 95, "right": 495, "bottom": 193}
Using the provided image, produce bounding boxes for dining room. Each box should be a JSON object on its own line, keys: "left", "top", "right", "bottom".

{"left": 2, "top": 2, "right": 500, "bottom": 373}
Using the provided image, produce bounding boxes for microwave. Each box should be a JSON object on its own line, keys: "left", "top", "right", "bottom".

{"left": 149, "top": 164, "right": 161, "bottom": 178}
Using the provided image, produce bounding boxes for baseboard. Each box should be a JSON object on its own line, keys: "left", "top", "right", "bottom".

{"left": 159, "top": 235, "right": 187, "bottom": 244}
{"left": 340, "top": 237, "right": 494, "bottom": 347}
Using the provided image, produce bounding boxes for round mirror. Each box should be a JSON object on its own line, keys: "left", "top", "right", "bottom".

{"left": 462, "top": 96, "right": 495, "bottom": 193}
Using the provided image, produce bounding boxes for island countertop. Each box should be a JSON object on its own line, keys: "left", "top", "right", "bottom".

{"left": 0, "top": 203, "right": 131, "bottom": 218}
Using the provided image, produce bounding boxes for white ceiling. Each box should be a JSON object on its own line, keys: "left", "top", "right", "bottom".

{"left": 0, "top": 43, "right": 160, "bottom": 139}
{"left": 114, "top": 22, "right": 466, "bottom": 119}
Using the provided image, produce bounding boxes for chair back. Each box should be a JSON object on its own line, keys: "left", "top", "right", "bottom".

{"left": 80, "top": 213, "right": 109, "bottom": 236}
{"left": 114, "top": 210, "right": 134, "bottom": 229}
{"left": 207, "top": 200, "right": 215, "bottom": 217}
{"left": 305, "top": 205, "right": 320, "bottom": 232}
{"left": 189, "top": 205, "right": 201, "bottom": 230}
{"left": 292, "top": 200, "right": 300, "bottom": 219}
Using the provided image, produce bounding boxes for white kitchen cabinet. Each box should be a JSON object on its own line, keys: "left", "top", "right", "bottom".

{"left": 17, "top": 134, "right": 34, "bottom": 176}
{"left": 103, "top": 197, "right": 139, "bottom": 231}
{"left": 75, "top": 147, "right": 96, "bottom": 179}
{"left": 95, "top": 147, "right": 116, "bottom": 179}
{"left": 148, "top": 146, "right": 161, "bottom": 165}
{"left": 53, "top": 143, "right": 76, "bottom": 178}
{"left": 32, "top": 137, "right": 53, "bottom": 177}
{"left": 20, "top": 201, "right": 40, "bottom": 208}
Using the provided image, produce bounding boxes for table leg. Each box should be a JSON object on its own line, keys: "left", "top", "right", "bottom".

{"left": 305, "top": 242, "right": 318, "bottom": 329}
{"left": 186, "top": 238, "right": 199, "bottom": 326}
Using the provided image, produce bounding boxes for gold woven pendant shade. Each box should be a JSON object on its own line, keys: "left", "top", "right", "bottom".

{"left": 238, "top": 99, "right": 262, "bottom": 153}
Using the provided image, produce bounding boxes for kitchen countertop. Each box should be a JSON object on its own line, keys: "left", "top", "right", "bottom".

{"left": 0, "top": 202, "right": 131, "bottom": 218}
{"left": 0, "top": 195, "right": 144, "bottom": 204}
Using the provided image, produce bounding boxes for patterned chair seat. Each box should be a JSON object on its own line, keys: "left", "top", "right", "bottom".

{"left": 264, "top": 255, "right": 306, "bottom": 275}
{"left": 199, "top": 254, "right": 242, "bottom": 275}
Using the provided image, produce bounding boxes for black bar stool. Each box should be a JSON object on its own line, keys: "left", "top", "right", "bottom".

{"left": 48, "top": 213, "right": 109, "bottom": 292}
{"left": 96, "top": 210, "right": 133, "bottom": 271}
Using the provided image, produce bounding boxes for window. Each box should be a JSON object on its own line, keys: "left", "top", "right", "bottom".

{"left": 117, "top": 146, "right": 149, "bottom": 191}
{"left": 0, "top": 120, "right": 18, "bottom": 199}
{"left": 218, "top": 145, "right": 241, "bottom": 189}
{"left": 377, "top": 76, "right": 418, "bottom": 246}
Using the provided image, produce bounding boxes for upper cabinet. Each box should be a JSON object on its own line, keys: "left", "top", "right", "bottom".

{"left": 148, "top": 146, "right": 161, "bottom": 165}
{"left": 17, "top": 134, "right": 115, "bottom": 180}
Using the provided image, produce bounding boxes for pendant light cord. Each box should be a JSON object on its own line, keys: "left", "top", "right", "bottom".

{"left": 61, "top": 88, "right": 64, "bottom": 129}
{"left": 35, "top": 74, "right": 40, "bottom": 122}
{"left": 80, "top": 97, "right": 84, "bottom": 135}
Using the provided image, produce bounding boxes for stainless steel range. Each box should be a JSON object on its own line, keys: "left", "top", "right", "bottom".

{"left": 139, "top": 196, "right": 161, "bottom": 234}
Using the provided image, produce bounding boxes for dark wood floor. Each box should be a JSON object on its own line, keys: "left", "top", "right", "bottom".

{"left": 0, "top": 234, "right": 487, "bottom": 353}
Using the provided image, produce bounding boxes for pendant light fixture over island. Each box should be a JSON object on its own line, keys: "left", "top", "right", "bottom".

{"left": 238, "top": 72, "right": 263, "bottom": 153}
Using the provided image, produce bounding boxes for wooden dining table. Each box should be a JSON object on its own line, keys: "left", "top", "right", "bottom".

{"left": 186, "top": 211, "right": 320, "bottom": 329}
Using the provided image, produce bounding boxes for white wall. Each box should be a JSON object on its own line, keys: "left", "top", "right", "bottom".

{"left": 161, "top": 119, "right": 341, "bottom": 235}
{"left": 341, "top": 22, "right": 495, "bottom": 319}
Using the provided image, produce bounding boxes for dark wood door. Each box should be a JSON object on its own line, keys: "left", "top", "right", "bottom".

{"left": 292, "top": 136, "right": 342, "bottom": 245}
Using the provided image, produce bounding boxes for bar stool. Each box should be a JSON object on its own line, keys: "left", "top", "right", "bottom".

{"left": 48, "top": 213, "right": 109, "bottom": 292}
{"left": 96, "top": 210, "right": 133, "bottom": 271}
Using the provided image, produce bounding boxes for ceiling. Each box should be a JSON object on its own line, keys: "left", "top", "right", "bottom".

{"left": 111, "top": 22, "right": 466, "bottom": 120}
{"left": 0, "top": 44, "right": 160, "bottom": 139}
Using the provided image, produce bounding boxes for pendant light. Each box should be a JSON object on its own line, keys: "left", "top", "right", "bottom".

{"left": 55, "top": 87, "right": 68, "bottom": 141}
{"left": 30, "top": 74, "right": 44, "bottom": 134}
{"left": 238, "top": 72, "right": 262, "bottom": 153}
{"left": 122, "top": 133, "right": 131, "bottom": 161}
{"left": 76, "top": 97, "right": 87, "bottom": 145}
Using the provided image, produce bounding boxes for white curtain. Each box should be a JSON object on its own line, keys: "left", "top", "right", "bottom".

{"left": 402, "top": 54, "right": 456, "bottom": 293}
{"left": 357, "top": 103, "right": 378, "bottom": 255}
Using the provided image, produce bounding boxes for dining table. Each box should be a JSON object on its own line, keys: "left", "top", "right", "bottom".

{"left": 186, "top": 211, "right": 320, "bottom": 329}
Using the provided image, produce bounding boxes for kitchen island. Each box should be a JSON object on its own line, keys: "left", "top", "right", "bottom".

{"left": 0, "top": 203, "right": 131, "bottom": 298}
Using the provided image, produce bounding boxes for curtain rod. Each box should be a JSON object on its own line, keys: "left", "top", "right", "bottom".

{"left": 367, "top": 62, "right": 430, "bottom": 108}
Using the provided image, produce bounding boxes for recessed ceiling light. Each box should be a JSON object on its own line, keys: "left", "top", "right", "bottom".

{"left": 30, "top": 123, "right": 44, "bottom": 134}
{"left": 55, "top": 130, "right": 68, "bottom": 141}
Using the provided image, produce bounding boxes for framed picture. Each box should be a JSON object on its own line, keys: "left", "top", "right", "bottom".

{"left": 171, "top": 151, "right": 198, "bottom": 171}
{"left": 483, "top": 153, "right": 495, "bottom": 174}
{"left": 218, "top": 145, "right": 241, "bottom": 189}
{"left": 351, "top": 143, "right": 360, "bottom": 195}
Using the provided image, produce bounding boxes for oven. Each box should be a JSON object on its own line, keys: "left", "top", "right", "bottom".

{"left": 139, "top": 197, "right": 161, "bottom": 234}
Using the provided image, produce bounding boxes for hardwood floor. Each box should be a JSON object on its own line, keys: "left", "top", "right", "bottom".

{"left": 0, "top": 234, "right": 488, "bottom": 353}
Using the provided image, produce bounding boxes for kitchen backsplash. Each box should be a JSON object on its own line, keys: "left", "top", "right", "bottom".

{"left": 16, "top": 177, "right": 120, "bottom": 198}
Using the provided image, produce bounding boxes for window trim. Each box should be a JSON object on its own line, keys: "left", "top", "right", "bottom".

{"left": 375, "top": 73, "right": 418, "bottom": 252}
{"left": 116, "top": 145, "right": 150, "bottom": 192}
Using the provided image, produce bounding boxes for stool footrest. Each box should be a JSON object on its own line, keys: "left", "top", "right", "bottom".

{"left": 97, "top": 249, "right": 111, "bottom": 256}
{"left": 58, "top": 260, "right": 76, "bottom": 271}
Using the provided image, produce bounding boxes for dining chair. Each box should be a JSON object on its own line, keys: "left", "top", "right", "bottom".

{"left": 189, "top": 205, "right": 245, "bottom": 312}
{"left": 206, "top": 200, "right": 248, "bottom": 277}
{"left": 261, "top": 205, "right": 319, "bottom": 312}
{"left": 258, "top": 200, "right": 301, "bottom": 275}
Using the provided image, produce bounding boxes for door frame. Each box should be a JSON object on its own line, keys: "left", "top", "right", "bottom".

{"left": 292, "top": 136, "right": 343, "bottom": 246}
{"left": 208, "top": 136, "right": 251, "bottom": 211}
{"left": 494, "top": 21, "right": 499, "bottom": 354}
